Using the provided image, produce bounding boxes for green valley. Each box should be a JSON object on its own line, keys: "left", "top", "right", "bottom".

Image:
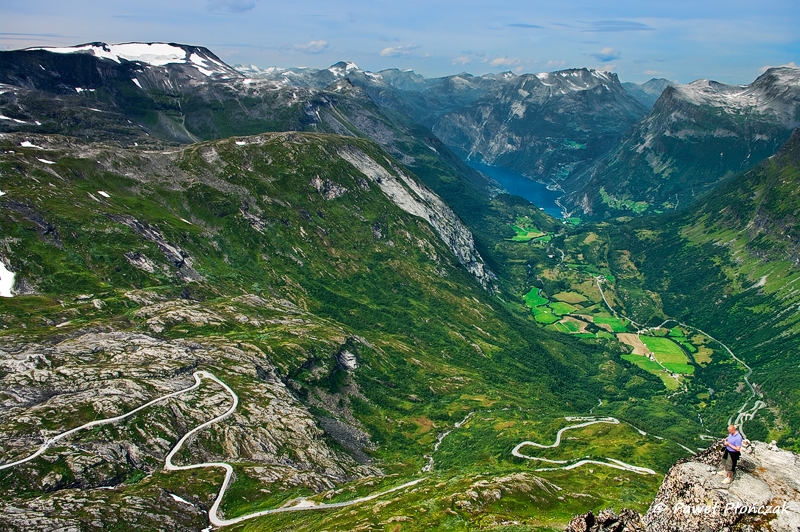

{"left": 0, "top": 43, "right": 798, "bottom": 532}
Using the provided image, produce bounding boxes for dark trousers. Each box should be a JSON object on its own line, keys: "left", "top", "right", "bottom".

{"left": 723, "top": 448, "right": 741, "bottom": 473}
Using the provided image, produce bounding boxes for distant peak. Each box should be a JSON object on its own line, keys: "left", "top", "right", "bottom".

{"left": 328, "top": 61, "right": 360, "bottom": 76}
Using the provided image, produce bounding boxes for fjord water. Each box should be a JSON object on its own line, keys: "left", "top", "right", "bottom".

{"left": 468, "top": 161, "right": 564, "bottom": 218}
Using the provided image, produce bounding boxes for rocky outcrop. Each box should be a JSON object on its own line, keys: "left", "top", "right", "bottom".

{"left": 0, "top": 331, "right": 379, "bottom": 531}
{"left": 641, "top": 440, "right": 800, "bottom": 532}
{"left": 566, "top": 508, "right": 645, "bottom": 532}
{"left": 566, "top": 440, "right": 800, "bottom": 532}
{"left": 110, "top": 215, "right": 203, "bottom": 282}
{"left": 338, "top": 145, "right": 497, "bottom": 291}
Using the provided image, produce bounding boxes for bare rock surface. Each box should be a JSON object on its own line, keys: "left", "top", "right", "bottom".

{"left": 639, "top": 440, "right": 800, "bottom": 532}
{"left": 565, "top": 440, "right": 800, "bottom": 532}
{"left": 0, "top": 330, "right": 379, "bottom": 530}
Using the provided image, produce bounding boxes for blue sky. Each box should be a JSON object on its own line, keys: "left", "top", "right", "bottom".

{"left": 2, "top": 0, "right": 798, "bottom": 83}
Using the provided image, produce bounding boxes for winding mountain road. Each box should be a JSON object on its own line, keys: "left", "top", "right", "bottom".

{"left": 511, "top": 417, "right": 656, "bottom": 475}
{"left": 0, "top": 372, "right": 206, "bottom": 472}
{"left": 0, "top": 371, "right": 426, "bottom": 529}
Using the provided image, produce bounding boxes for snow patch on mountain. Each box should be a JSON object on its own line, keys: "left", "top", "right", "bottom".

{"left": 0, "top": 261, "right": 15, "bottom": 297}
{"left": 674, "top": 67, "right": 800, "bottom": 126}
{"left": 328, "top": 62, "right": 360, "bottom": 77}
{"left": 29, "top": 43, "right": 234, "bottom": 77}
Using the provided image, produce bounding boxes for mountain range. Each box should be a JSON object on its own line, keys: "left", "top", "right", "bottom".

{"left": 237, "top": 58, "right": 800, "bottom": 219}
{"left": 1, "top": 42, "right": 799, "bottom": 531}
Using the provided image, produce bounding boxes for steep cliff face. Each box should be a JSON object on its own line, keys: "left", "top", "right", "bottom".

{"left": 338, "top": 145, "right": 496, "bottom": 291}
{"left": 426, "top": 69, "right": 647, "bottom": 181}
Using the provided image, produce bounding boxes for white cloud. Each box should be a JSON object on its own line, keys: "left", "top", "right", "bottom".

{"left": 590, "top": 47, "right": 621, "bottom": 62}
{"left": 379, "top": 45, "right": 418, "bottom": 57}
{"left": 489, "top": 56, "right": 520, "bottom": 67}
{"left": 546, "top": 60, "right": 566, "bottom": 68}
{"left": 294, "top": 40, "right": 328, "bottom": 54}
{"left": 452, "top": 55, "right": 471, "bottom": 65}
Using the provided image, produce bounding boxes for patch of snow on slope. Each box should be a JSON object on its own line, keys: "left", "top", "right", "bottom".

{"left": 32, "top": 44, "right": 123, "bottom": 63}
{"left": 189, "top": 52, "right": 228, "bottom": 76}
{"left": 0, "top": 115, "right": 28, "bottom": 124}
{"left": 131, "top": 78, "right": 142, "bottom": 89}
{"left": 31, "top": 43, "right": 189, "bottom": 67}
{"left": 674, "top": 69, "right": 800, "bottom": 126}
{"left": 20, "top": 141, "right": 43, "bottom": 149}
{"left": 37, "top": 158, "right": 56, "bottom": 165}
{"left": 328, "top": 62, "right": 359, "bottom": 77}
{"left": 108, "top": 43, "right": 187, "bottom": 65}
{"left": 0, "top": 262, "right": 15, "bottom": 298}
{"left": 169, "top": 493, "right": 193, "bottom": 506}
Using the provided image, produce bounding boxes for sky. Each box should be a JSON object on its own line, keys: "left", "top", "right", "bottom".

{"left": 1, "top": 0, "right": 799, "bottom": 84}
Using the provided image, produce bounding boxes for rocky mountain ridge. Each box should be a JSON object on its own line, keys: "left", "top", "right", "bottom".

{"left": 562, "top": 67, "right": 800, "bottom": 218}
{"left": 242, "top": 62, "right": 649, "bottom": 186}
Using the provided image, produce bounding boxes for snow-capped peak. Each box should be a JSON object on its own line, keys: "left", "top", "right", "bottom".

{"left": 673, "top": 67, "right": 800, "bottom": 127}
{"left": 28, "top": 42, "right": 235, "bottom": 77}
{"left": 328, "top": 61, "right": 360, "bottom": 77}
{"left": 532, "top": 68, "right": 615, "bottom": 91}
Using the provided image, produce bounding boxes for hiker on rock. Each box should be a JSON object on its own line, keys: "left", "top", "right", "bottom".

{"left": 717, "top": 424, "right": 742, "bottom": 484}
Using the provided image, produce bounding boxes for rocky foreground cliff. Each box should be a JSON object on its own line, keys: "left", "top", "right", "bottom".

{"left": 566, "top": 441, "right": 800, "bottom": 532}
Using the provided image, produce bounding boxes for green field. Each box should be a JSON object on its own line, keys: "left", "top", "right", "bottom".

{"left": 552, "top": 320, "right": 582, "bottom": 333}
{"left": 508, "top": 215, "right": 551, "bottom": 242}
{"left": 534, "top": 309, "right": 560, "bottom": 324}
{"left": 668, "top": 327, "right": 686, "bottom": 338}
{"left": 509, "top": 224, "right": 544, "bottom": 241}
{"left": 553, "top": 291, "right": 587, "bottom": 304}
{"left": 550, "top": 302, "right": 576, "bottom": 316}
{"left": 622, "top": 355, "right": 680, "bottom": 390}
{"left": 523, "top": 288, "right": 549, "bottom": 308}
{"left": 621, "top": 354, "right": 663, "bottom": 373}
{"left": 594, "top": 316, "right": 630, "bottom": 333}
{"left": 640, "top": 336, "right": 694, "bottom": 375}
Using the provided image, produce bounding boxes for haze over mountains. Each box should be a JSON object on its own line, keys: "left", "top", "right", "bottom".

{"left": 1, "top": 42, "right": 799, "bottom": 531}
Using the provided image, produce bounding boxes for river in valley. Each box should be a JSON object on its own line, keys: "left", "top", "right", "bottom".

{"left": 468, "top": 161, "right": 564, "bottom": 219}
